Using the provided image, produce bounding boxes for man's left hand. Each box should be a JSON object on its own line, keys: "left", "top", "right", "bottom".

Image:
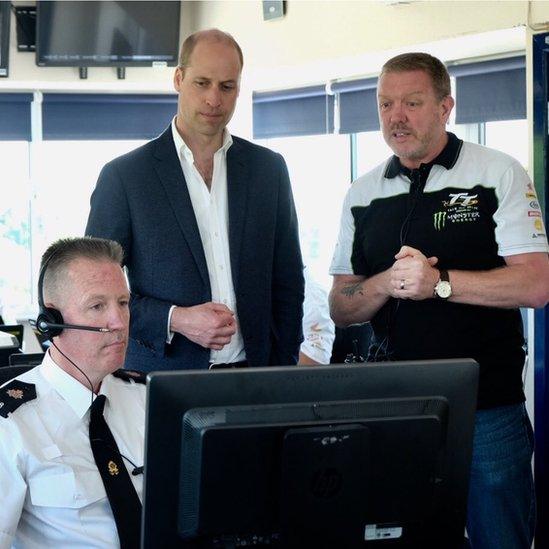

{"left": 391, "top": 246, "right": 439, "bottom": 300}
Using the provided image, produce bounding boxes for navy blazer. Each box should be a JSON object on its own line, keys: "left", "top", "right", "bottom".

{"left": 86, "top": 127, "right": 304, "bottom": 372}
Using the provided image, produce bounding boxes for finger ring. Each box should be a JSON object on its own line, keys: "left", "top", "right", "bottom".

{"left": 400, "top": 279, "right": 405, "bottom": 290}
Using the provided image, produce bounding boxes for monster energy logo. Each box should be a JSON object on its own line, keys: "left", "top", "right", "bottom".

{"left": 433, "top": 211, "right": 446, "bottom": 230}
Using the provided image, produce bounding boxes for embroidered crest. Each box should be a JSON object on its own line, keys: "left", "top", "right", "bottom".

{"left": 434, "top": 191, "right": 481, "bottom": 231}
{"left": 0, "top": 380, "right": 37, "bottom": 418}
{"left": 108, "top": 460, "right": 120, "bottom": 476}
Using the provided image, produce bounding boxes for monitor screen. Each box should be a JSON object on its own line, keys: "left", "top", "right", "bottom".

{"left": 0, "top": 1, "right": 10, "bottom": 77}
{"left": 142, "top": 360, "right": 478, "bottom": 548}
{"left": 36, "top": 1, "right": 180, "bottom": 67}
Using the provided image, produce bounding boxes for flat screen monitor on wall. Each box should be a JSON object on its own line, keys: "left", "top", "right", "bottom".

{"left": 142, "top": 360, "right": 479, "bottom": 548}
{"left": 0, "top": 1, "right": 10, "bottom": 77}
{"left": 36, "top": 1, "right": 180, "bottom": 67}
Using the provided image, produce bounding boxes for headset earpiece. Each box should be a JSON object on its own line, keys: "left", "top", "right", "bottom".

{"left": 35, "top": 249, "right": 66, "bottom": 339}
{"left": 33, "top": 248, "right": 110, "bottom": 338}
{"left": 35, "top": 307, "right": 65, "bottom": 338}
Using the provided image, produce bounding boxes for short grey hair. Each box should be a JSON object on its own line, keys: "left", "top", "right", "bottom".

{"left": 380, "top": 52, "right": 451, "bottom": 101}
{"left": 41, "top": 237, "right": 124, "bottom": 303}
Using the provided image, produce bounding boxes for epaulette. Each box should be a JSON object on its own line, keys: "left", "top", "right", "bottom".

{"left": 0, "top": 380, "right": 37, "bottom": 418}
{"left": 112, "top": 369, "right": 147, "bottom": 384}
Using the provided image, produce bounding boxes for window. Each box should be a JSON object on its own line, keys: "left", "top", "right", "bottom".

{"left": 0, "top": 138, "right": 148, "bottom": 322}
{"left": 0, "top": 141, "right": 32, "bottom": 321}
{"left": 355, "top": 130, "right": 392, "bottom": 176}
{"left": 258, "top": 134, "right": 350, "bottom": 290}
{"left": 485, "top": 119, "right": 528, "bottom": 168}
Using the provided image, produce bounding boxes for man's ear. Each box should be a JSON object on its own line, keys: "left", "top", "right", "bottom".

{"left": 441, "top": 95, "right": 455, "bottom": 123}
{"left": 173, "top": 67, "right": 185, "bottom": 92}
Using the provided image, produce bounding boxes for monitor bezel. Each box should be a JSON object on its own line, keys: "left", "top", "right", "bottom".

{"left": 35, "top": 1, "right": 181, "bottom": 68}
{"left": 0, "top": 1, "right": 10, "bottom": 77}
{"left": 142, "top": 360, "right": 479, "bottom": 548}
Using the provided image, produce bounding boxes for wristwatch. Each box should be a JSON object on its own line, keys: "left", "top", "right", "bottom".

{"left": 434, "top": 269, "right": 452, "bottom": 299}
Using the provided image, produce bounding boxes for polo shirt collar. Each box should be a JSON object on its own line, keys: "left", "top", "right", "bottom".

{"left": 384, "top": 131, "right": 463, "bottom": 179}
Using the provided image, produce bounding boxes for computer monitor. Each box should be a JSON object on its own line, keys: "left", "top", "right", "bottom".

{"left": 142, "top": 360, "right": 478, "bottom": 549}
{"left": 0, "top": 324, "right": 24, "bottom": 349}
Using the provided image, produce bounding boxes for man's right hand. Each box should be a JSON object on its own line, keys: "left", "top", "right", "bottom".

{"left": 170, "top": 302, "right": 237, "bottom": 350}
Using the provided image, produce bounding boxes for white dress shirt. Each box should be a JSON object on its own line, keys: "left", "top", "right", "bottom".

{"left": 170, "top": 119, "right": 246, "bottom": 364}
{"left": 0, "top": 352, "right": 146, "bottom": 548}
{"left": 301, "top": 268, "right": 335, "bottom": 364}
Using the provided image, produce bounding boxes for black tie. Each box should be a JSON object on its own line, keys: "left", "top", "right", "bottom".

{"left": 89, "top": 394, "right": 142, "bottom": 549}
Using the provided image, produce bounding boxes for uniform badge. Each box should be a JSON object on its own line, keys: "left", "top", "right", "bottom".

{"left": 7, "top": 389, "right": 24, "bottom": 399}
{"left": 112, "top": 369, "right": 147, "bottom": 384}
{"left": 0, "top": 380, "right": 37, "bottom": 418}
{"left": 108, "top": 460, "right": 120, "bottom": 476}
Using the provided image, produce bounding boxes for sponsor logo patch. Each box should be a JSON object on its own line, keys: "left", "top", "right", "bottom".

{"left": 528, "top": 211, "right": 542, "bottom": 217}
{"left": 535, "top": 219, "right": 544, "bottom": 231}
{"left": 434, "top": 211, "right": 446, "bottom": 230}
{"left": 435, "top": 191, "right": 481, "bottom": 230}
{"left": 530, "top": 201, "right": 541, "bottom": 210}
{"left": 444, "top": 193, "right": 479, "bottom": 207}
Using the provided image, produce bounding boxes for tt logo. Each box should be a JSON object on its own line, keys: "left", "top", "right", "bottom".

{"left": 447, "top": 192, "right": 478, "bottom": 207}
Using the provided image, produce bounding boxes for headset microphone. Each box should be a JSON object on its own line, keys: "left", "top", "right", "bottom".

{"left": 32, "top": 318, "right": 110, "bottom": 334}
{"left": 33, "top": 249, "right": 110, "bottom": 339}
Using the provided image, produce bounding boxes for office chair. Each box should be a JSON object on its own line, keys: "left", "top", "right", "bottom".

{"left": 0, "top": 365, "right": 34, "bottom": 385}
{"left": 9, "top": 353, "right": 44, "bottom": 367}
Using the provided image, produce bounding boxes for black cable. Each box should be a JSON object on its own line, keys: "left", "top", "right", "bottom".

{"left": 371, "top": 168, "right": 426, "bottom": 362}
{"left": 52, "top": 341, "right": 95, "bottom": 411}
{"left": 51, "top": 342, "right": 144, "bottom": 476}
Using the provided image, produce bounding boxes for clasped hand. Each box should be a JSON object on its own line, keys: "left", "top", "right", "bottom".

{"left": 389, "top": 246, "right": 440, "bottom": 300}
{"left": 171, "top": 302, "right": 237, "bottom": 350}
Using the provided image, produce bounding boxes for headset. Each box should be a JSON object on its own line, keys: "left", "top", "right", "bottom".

{"left": 33, "top": 249, "right": 110, "bottom": 339}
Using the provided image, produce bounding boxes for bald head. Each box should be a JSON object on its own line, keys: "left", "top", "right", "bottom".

{"left": 178, "top": 28, "right": 243, "bottom": 71}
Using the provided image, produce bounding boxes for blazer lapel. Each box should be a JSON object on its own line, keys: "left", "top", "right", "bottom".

{"left": 151, "top": 128, "right": 210, "bottom": 288}
{"left": 227, "top": 139, "right": 249, "bottom": 292}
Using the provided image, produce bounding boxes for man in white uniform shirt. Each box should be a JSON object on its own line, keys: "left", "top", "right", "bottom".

{"left": 299, "top": 268, "right": 335, "bottom": 365}
{"left": 0, "top": 237, "right": 146, "bottom": 549}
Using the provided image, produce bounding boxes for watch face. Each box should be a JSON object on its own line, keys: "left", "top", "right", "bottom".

{"left": 436, "top": 280, "right": 452, "bottom": 299}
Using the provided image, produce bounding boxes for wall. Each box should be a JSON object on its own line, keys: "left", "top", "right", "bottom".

{"left": 191, "top": 0, "right": 549, "bottom": 137}
{"left": 2, "top": 2, "right": 549, "bottom": 93}
{"left": 4, "top": 1, "right": 549, "bottom": 136}
{"left": 193, "top": 0, "right": 549, "bottom": 82}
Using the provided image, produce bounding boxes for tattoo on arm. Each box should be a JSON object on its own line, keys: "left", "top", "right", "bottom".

{"left": 340, "top": 283, "right": 364, "bottom": 298}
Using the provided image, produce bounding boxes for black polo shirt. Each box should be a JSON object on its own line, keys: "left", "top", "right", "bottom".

{"left": 331, "top": 133, "right": 549, "bottom": 409}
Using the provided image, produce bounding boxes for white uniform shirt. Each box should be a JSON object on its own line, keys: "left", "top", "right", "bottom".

{"left": 300, "top": 269, "right": 335, "bottom": 364}
{"left": 170, "top": 119, "right": 246, "bottom": 364}
{"left": 0, "top": 352, "right": 146, "bottom": 548}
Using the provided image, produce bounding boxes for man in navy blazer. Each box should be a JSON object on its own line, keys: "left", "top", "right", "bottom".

{"left": 86, "top": 29, "right": 304, "bottom": 372}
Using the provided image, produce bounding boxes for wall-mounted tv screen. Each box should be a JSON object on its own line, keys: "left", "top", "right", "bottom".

{"left": 36, "top": 1, "right": 180, "bottom": 67}
{"left": 0, "top": 1, "right": 10, "bottom": 77}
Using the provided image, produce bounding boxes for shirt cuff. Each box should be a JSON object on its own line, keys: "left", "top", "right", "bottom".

{"left": 166, "top": 305, "right": 177, "bottom": 344}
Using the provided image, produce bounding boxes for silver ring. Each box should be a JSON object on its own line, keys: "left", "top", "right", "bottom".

{"left": 400, "top": 279, "right": 405, "bottom": 290}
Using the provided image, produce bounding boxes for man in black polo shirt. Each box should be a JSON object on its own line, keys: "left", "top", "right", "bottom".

{"left": 330, "top": 52, "right": 549, "bottom": 549}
